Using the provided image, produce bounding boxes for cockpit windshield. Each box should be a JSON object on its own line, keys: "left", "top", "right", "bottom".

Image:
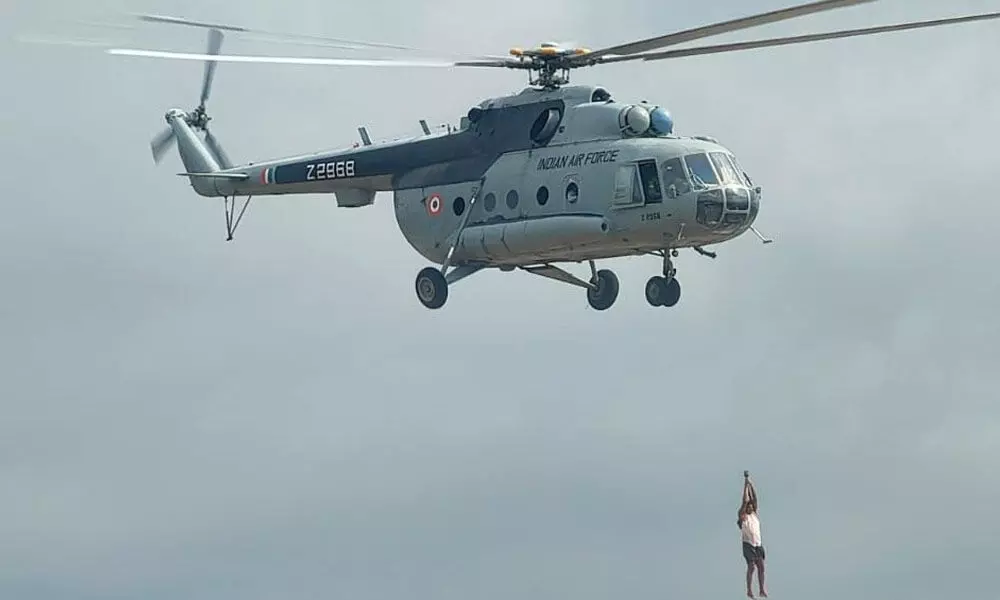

{"left": 729, "top": 155, "right": 753, "bottom": 187}
{"left": 684, "top": 153, "right": 718, "bottom": 189}
{"left": 688, "top": 150, "right": 758, "bottom": 234}
{"left": 709, "top": 152, "right": 742, "bottom": 185}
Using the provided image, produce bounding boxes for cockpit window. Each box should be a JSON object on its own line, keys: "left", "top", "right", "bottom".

{"left": 661, "top": 157, "right": 691, "bottom": 196}
{"left": 684, "top": 153, "right": 718, "bottom": 189}
{"left": 709, "top": 152, "right": 741, "bottom": 185}
{"left": 729, "top": 155, "right": 753, "bottom": 187}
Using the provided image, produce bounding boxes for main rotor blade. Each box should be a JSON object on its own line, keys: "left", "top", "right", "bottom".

{"left": 107, "top": 48, "right": 511, "bottom": 69}
{"left": 599, "top": 10, "right": 1000, "bottom": 64}
{"left": 585, "top": 0, "right": 877, "bottom": 59}
{"left": 201, "top": 28, "right": 223, "bottom": 106}
{"left": 136, "top": 13, "right": 417, "bottom": 52}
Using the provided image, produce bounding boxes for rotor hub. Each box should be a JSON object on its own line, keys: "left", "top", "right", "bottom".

{"left": 507, "top": 44, "right": 593, "bottom": 89}
{"left": 187, "top": 105, "right": 211, "bottom": 131}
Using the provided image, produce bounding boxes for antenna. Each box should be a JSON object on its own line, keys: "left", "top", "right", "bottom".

{"left": 357, "top": 126, "right": 372, "bottom": 146}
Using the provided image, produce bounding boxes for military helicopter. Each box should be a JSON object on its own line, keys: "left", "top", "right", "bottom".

{"left": 104, "top": 0, "right": 1000, "bottom": 310}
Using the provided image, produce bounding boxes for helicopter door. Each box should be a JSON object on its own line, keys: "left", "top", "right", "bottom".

{"left": 612, "top": 164, "right": 644, "bottom": 207}
{"left": 637, "top": 160, "right": 663, "bottom": 204}
{"left": 613, "top": 161, "right": 661, "bottom": 207}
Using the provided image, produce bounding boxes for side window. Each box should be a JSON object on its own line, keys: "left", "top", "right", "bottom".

{"left": 684, "top": 153, "right": 718, "bottom": 189}
{"left": 536, "top": 186, "right": 549, "bottom": 205}
{"left": 613, "top": 165, "right": 634, "bottom": 205}
{"left": 637, "top": 160, "right": 662, "bottom": 203}
{"left": 505, "top": 190, "right": 519, "bottom": 210}
{"left": 613, "top": 165, "right": 643, "bottom": 207}
{"left": 661, "top": 157, "right": 691, "bottom": 197}
{"left": 565, "top": 181, "right": 579, "bottom": 204}
{"left": 632, "top": 170, "right": 644, "bottom": 204}
{"left": 483, "top": 192, "right": 496, "bottom": 212}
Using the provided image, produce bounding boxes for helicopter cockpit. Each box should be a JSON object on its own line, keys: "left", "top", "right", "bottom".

{"left": 661, "top": 150, "right": 759, "bottom": 235}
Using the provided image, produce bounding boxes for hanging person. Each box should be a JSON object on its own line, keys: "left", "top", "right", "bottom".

{"left": 738, "top": 471, "right": 767, "bottom": 598}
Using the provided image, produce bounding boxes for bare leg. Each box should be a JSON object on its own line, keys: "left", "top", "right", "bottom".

{"left": 756, "top": 559, "right": 767, "bottom": 597}
{"left": 746, "top": 563, "right": 755, "bottom": 598}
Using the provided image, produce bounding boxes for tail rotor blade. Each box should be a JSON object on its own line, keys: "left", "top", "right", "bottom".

{"left": 151, "top": 127, "right": 176, "bottom": 163}
{"left": 201, "top": 28, "right": 223, "bottom": 106}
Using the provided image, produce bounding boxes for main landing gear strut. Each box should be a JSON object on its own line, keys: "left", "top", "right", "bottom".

{"left": 522, "top": 261, "right": 620, "bottom": 311}
{"left": 414, "top": 259, "right": 621, "bottom": 311}
{"left": 414, "top": 179, "right": 487, "bottom": 310}
{"left": 413, "top": 244, "right": 714, "bottom": 311}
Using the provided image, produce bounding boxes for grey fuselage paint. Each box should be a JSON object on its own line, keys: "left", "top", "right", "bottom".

{"left": 183, "top": 84, "right": 760, "bottom": 267}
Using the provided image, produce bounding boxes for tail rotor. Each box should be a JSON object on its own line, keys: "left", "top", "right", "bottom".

{"left": 150, "top": 125, "right": 176, "bottom": 163}
{"left": 150, "top": 27, "right": 229, "bottom": 167}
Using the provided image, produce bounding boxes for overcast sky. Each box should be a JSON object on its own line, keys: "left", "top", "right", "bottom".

{"left": 3, "top": 0, "right": 1000, "bottom": 598}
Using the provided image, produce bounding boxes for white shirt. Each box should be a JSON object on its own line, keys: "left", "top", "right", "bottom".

{"left": 741, "top": 512, "right": 762, "bottom": 546}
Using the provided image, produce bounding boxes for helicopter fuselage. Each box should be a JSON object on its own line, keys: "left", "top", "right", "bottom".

{"left": 182, "top": 84, "right": 760, "bottom": 269}
{"left": 134, "top": 0, "right": 1000, "bottom": 310}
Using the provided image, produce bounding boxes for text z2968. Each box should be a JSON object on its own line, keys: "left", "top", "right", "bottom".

{"left": 306, "top": 160, "right": 356, "bottom": 180}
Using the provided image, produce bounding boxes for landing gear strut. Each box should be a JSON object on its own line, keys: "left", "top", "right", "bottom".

{"left": 645, "top": 250, "right": 681, "bottom": 308}
{"left": 521, "top": 260, "right": 619, "bottom": 311}
{"left": 413, "top": 179, "right": 486, "bottom": 310}
{"left": 586, "top": 264, "right": 619, "bottom": 311}
{"left": 414, "top": 260, "right": 621, "bottom": 310}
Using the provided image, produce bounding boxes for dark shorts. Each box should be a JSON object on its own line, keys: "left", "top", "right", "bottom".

{"left": 742, "top": 542, "right": 765, "bottom": 563}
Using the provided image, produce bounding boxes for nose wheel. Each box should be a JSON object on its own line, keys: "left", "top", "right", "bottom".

{"left": 645, "top": 276, "right": 680, "bottom": 307}
{"left": 645, "top": 250, "right": 682, "bottom": 307}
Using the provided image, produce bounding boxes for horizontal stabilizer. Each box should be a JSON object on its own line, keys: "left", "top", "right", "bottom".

{"left": 177, "top": 172, "right": 249, "bottom": 179}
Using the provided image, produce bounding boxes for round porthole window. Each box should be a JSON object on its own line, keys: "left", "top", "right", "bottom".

{"left": 506, "top": 189, "right": 519, "bottom": 209}
{"left": 536, "top": 186, "right": 549, "bottom": 205}
{"left": 565, "top": 181, "right": 579, "bottom": 203}
{"left": 453, "top": 196, "right": 465, "bottom": 216}
{"left": 483, "top": 192, "right": 496, "bottom": 211}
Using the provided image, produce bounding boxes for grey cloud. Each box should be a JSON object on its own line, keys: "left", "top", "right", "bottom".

{"left": 3, "top": 0, "right": 1000, "bottom": 599}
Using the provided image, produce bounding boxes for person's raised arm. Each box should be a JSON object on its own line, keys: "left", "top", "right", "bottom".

{"left": 737, "top": 472, "right": 751, "bottom": 525}
{"left": 744, "top": 470, "right": 758, "bottom": 511}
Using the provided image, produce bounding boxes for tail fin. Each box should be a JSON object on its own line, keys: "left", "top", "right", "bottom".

{"left": 166, "top": 109, "right": 220, "bottom": 173}
{"left": 161, "top": 109, "right": 224, "bottom": 196}
{"left": 147, "top": 27, "right": 235, "bottom": 195}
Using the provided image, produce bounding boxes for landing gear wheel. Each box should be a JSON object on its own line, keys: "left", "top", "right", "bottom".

{"left": 645, "top": 276, "right": 681, "bottom": 307}
{"left": 645, "top": 276, "right": 668, "bottom": 306}
{"left": 415, "top": 267, "right": 448, "bottom": 309}
{"left": 587, "top": 269, "right": 619, "bottom": 311}
{"left": 661, "top": 277, "right": 681, "bottom": 307}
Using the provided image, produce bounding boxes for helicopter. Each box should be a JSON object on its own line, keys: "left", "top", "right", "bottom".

{"left": 102, "top": 0, "right": 1000, "bottom": 310}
